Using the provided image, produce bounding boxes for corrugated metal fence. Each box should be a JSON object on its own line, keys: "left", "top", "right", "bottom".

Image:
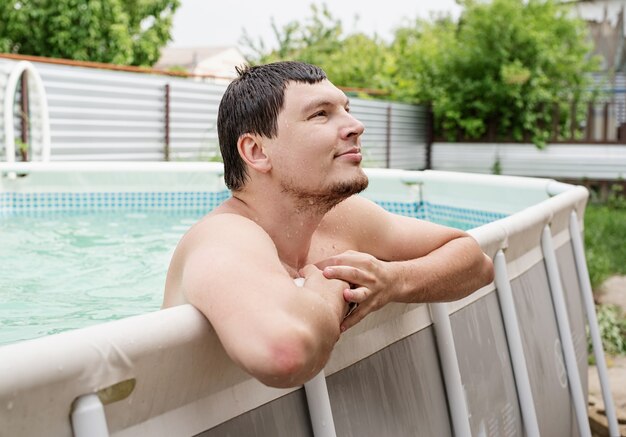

{"left": 0, "top": 57, "right": 427, "bottom": 169}
{"left": 431, "top": 142, "right": 626, "bottom": 181}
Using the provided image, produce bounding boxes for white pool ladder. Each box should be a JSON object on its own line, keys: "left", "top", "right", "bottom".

{"left": 0, "top": 59, "right": 51, "bottom": 165}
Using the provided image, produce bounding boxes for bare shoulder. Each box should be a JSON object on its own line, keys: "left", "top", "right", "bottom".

{"left": 326, "top": 195, "right": 387, "bottom": 223}
{"left": 181, "top": 212, "right": 281, "bottom": 273}
{"left": 322, "top": 195, "right": 392, "bottom": 241}
{"left": 187, "top": 212, "right": 275, "bottom": 247}
{"left": 325, "top": 194, "right": 466, "bottom": 261}
{"left": 163, "top": 212, "right": 282, "bottom": 307}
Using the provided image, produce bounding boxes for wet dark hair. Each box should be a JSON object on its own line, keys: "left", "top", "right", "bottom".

{"left": 217, "top": 61, "right": 327, "bottom": 191}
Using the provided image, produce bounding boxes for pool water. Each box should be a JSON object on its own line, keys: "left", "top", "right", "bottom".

{"left": 0, "top": 211, "right": 203, "bottom": 346}
{"left": 0, "top": 198, "right": 504, "bottom": 347}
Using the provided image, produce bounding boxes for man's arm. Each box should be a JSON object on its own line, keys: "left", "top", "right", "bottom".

{"left": 317, "top": 196, "right": 494, "bottom": 330}
{"left": 179, "top": 214, "right": 349, "bottom": 388}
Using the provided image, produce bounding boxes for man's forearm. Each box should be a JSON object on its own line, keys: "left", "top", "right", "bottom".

{"left": 391, "top": 236, "right": 494, "bottom": 303}
{"left": 317, "top": 236, "right": 494, "bottom": 330}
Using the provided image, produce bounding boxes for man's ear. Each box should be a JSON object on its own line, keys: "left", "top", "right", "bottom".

{"left": 237, "top": 134, "right": 272, "bottom": 173}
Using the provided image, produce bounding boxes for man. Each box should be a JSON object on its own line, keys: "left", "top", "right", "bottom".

{"left": 163, "top": 61, "right": 494, "bottom": 389}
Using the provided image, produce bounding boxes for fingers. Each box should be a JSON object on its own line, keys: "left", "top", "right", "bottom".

{"left": 341, "top": 304, "right": 368, "bottom": 331}
{"left": 343, "top": 286, "right": 370, "bottom": 304}
{"left": 299, "top": 264, "right": 350, "bottom": 291}
{"left": 322, "top": 265, "right": 373, "bottom": 285}
{"left": 299, "top": 264, "right": 321, "bottom": 278}
{"left": 314, "top": 250, "right": 372, "bottom": 270}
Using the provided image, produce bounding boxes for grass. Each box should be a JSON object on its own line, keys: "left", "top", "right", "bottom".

{"left": 592, "top": 304, "right": 626, "bottom": 356}
{"left": 583, "top": 203, "right": 626, "bottom": 290}
{"left": 583, "top": 199, "right": 626, "bottom": 358}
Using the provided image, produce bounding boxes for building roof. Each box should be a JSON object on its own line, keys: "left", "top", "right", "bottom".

{"left": 154, "top": 46, "right": 246, "bottom": 78}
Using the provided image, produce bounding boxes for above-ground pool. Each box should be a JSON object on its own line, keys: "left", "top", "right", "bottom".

{"left": 0, "top": 162, "right": 617, "bottom": 436}
{"left": 0, "top": 163, "right": 505, "bottom": 346}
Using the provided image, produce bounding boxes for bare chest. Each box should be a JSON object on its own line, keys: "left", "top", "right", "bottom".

{"left": 306, "top": 231, "right": 356, "bottom": 265}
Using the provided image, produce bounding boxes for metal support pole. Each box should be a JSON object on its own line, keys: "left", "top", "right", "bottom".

{"left": 541, "top": 226, "right": 592, "bottom": 437}
{"left": 71, "top": 394, "right": 109, "bottom": 437}
{"left": 493, "top": 251, "right": 541, "bottom": 437}
{"left": 294, "top": 278, "right": 337, "bottom": 437}
{"left": 304, "top": 372, "right": 337, "bottom": 437}
{"left": 429, "top": 303, "right": 472, "bottom": 436}
{"left": 569, "top": 212, "right": 620, "bottom": 437}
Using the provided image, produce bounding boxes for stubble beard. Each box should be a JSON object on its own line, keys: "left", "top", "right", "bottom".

{"left": 281, "top": 171, "right": 369, "bottom": 216}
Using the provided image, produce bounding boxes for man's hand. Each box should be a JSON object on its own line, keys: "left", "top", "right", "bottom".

{"left": 299, "top": 264, "right": 350, "bottom": 322}
{"left": 315, "top": 250, "right": 399, "bottom": 331}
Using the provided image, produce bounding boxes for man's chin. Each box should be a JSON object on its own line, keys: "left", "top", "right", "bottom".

{"left": 282, "top": 173, "right": 369, "bottom": 214}
{"left": 331, "top": 173, "right": 369, "bottom": 198}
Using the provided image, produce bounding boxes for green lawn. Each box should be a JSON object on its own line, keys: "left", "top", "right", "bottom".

{"left": 584, "top": 204, "right": 626, "bottom": 290}
{"left": 583, "top": 203, "right": 626, "bottom": 357}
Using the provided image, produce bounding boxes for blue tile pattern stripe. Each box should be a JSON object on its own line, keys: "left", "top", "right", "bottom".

{"left": 374, "top": 200, "right": 507, "bottom": 230}
{"left": 0, "top": 191, "right": 232, "bottom": 217}
{"left": 0, "top": 191, "right": 507, "bottom": 229}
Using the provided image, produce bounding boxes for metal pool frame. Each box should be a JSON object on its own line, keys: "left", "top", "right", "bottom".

{"left": 0, "top": 162, "right": 619, "bottom": 437}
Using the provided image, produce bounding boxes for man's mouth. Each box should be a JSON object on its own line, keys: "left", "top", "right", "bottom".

{"left": 335, "top": 147, "right": 362, "bottom": 162}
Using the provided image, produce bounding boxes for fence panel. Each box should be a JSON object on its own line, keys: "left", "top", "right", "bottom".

{"left": 0, "top": 57, "right": 427, "bottom": 168}
{"left": 431, "top": 142, "right": 626, "bottom": 180}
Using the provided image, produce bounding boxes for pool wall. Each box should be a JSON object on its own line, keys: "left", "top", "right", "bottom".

{"left": 0, "top": 162, "right": 615, "bottom": 436}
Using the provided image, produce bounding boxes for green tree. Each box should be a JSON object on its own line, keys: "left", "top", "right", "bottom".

{"left": 0, "top": 0, "right": 179, "bottom": 66}
{"left": 392, "top": 0, "right": 600, "bottom": 145}
{"left": 242, "top": 3, "right": 389, "bottom": 91}
{"left": 247, "top": 1, "right": 600, "bottom": 146}
{"left": 386, "top": 17, "right": 457, "bottom": 103}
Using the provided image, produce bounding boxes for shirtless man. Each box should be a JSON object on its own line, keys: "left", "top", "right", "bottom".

{"left": 163, "top": 61, "right": 494, "bottom": 389}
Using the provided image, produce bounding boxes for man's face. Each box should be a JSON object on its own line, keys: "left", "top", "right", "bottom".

{"left": 264, "top": 79, "right": 368, "bottom": 212}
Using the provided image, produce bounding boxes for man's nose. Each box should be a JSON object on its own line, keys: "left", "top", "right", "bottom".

{"left": 341, "top": 112, "right": 365, "bottom": 139}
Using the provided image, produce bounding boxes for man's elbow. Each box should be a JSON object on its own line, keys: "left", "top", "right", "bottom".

{"left": 453, "top": 238, "right": 494, "bottom": 300}
{"left": 247, "top": 329, "right": 337, "bottom": 389}
{"left": 480, "top": 253, "right": 495, "bottom": 286}
{"left": 464, "top": 252, "right": 494, "bottom": 296}
{"left": 466, "top": 234, "right": 494, "bottom": 284}
{"left": 255, "top": 344, "right": 310, "bottom": 388}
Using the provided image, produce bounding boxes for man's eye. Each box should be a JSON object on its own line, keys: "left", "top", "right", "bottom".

{"left": 310, "top": 110, "right": 327, "bottom": 119}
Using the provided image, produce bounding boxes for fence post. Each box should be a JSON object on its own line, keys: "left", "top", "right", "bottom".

{"left": 164, "top": 83, "right": 171, "bottom": 161}
{"left": 618, "top": 122, "right": 626, "bottom": 143}
{"left": 425, "top": 103, "right": 433, "bottom": 170}
{"left": 385, "top": 104, "right": 392, "bottom": 168}
{"left": 603, "top": 102, "right": 609, "bottom": 142}
{"left": 569, "top": 101, "right": 576, "bottom": 141}
{"left": 551, "top": 103, "right": 560, "bottom": 141}
{"left": 586, "top": 102, "right": 594, "bottom": 141}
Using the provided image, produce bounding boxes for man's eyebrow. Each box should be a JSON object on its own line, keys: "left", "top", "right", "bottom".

{"left": 301, "top": 97, "right": 350, "bottom": 115}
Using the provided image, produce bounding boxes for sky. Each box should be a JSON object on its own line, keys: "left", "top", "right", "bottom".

{"left": 169, "top": 0, "right": 462, "bottom": 50}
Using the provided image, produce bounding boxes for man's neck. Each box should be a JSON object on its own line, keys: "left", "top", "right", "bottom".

{"left": 231, "top": 190, "right": 328, "bottom": 275}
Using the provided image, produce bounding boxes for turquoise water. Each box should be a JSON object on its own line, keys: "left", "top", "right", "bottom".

{"left": 0, "top": 211, "right": 204, "bottom": 346}
{"left": 0, "top": 197, "right": 504, "bottom": 347}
